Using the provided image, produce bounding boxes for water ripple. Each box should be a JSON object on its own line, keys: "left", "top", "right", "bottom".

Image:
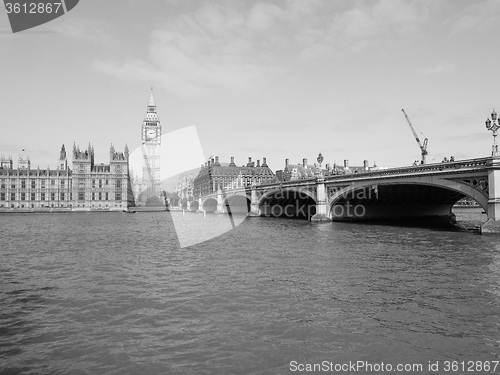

{"left": 0, "top": 212, "right": 499, "bottom": 374}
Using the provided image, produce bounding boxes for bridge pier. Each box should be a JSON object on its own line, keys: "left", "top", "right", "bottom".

{"left": 215, "top": 188, "right": 225, "bottom": 214}
{"left": 482, "top": 157, "right": 500, "bottom": 234}
{"left": 247, "top": 186, "right": 260, "bottom": 217}
{"left": 196, "top": 197, "right": 204, "bottom": 213}
{"left": 311, "top": 178, "right": 331, "bottom": 222}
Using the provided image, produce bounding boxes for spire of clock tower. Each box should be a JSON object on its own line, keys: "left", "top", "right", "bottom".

{"left": 136, "top": 88, "right": 162, "bottom": 207}
{"left": 145, "top": 89, "right": 160, "bottom": 123}
{"left": 146, "top": 87, "right": 157, "bottom": 114}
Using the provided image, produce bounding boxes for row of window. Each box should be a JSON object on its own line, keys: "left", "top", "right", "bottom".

{"left": 79, "top": 179, "right": 123, "bottom": 188}
{"left": 0, "top": 192, "right": 68, "bottom": 201}
{"left": 1, "top": 178, "right": 125, "bottom": 188}
{"left": 90, "top": 179, "right": 122, "bottom": 188}
{"left": 0, "top": 204, "right": 68, "bottom": 208}
{"left": 78, "top": 165, "right": 123, "bottom": 172}
{"left": 91, "top": 192, "right": 112, "bottom": 200}
{"left": 0, "top": 179, "right": 70, "bottom": 189}
{"left": 194, "top": 179, "right": 272, "bottom": 196}
{"left": 213, "top": 176, "right": 272, "bottom": 183}
{"left": 0, "top": 203, "right": 126, "bottom": 209}
{"left": 0, "top": 192, "right": 124, "bottom": 202}
{"left": 0, "top": 181, "right": 125, "bottom": 189}
{"left": 78, "top": 192, "right": 122, "bottom": 201}
{"left": 93, "top": 179, "right": 107, "bottom": 188}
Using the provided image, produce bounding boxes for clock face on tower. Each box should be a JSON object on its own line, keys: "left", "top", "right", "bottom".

{"left": 147, "top": 128, "right": 157, "bottom": 140}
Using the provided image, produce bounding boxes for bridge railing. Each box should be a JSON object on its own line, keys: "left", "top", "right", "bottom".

{"left": 254, "top": 157, "right": 491, "bottom": 189}
{"left": 323, "top": 157, "right": 490, "bottom": 181}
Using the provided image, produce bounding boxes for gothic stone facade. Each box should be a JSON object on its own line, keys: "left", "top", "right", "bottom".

{"left": 72, "top": 144, "right": 131, "bottom": 210}
{"left": 0, "top": 144, "right": 130, "bottom": 211}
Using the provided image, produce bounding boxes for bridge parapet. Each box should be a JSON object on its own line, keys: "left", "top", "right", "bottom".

{"left": 323, "top": 157, "right": 490, "bottom": 182}
{"left": 251, "top": 158, "right": 491, "bottom": 191}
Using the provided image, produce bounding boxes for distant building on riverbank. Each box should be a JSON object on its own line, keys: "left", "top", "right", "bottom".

{"left": 276, "top": 158, "right": 378, "bottom": 182}
{"left": 193, "top": 156, "right": 277, "bottom": 196}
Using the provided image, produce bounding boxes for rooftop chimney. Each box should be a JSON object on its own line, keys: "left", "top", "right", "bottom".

{"left": 262, "top": 157, "right": 267, "bottom": 167}
{"left": 344, "top": 159, "right": 349, "bottom": 168}
{"left": 247, "top": 157, "right": 253, "bottom": 167}
{"left": 285, "top": 158, "right": 289, "bottom": 170}
{"left": 229, "top": 156, "right": 235, "bottom": 166}
{"left": 303, "top": 158, "right": 307, "bottom": 167}
{"left": 363, "top": 160, "right": 369, "bottom": 169}
{"left": 256, "top": 160, "right": 260, "bottom": 167}
{"left": 214, "top": 156, "right": 220, "bottom": 166}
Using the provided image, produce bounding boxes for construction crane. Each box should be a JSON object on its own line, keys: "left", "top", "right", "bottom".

{"left": 401, "top": 109, "right": 428, "bottom": 165}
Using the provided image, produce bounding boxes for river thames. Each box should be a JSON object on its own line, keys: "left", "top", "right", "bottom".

{"left": 1, "top": 209, "right": 499, "bottom": 374}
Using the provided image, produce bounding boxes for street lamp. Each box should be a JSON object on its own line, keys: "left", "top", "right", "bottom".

{"left": 317, "top": 152, "right": 324, "bottom": 168}
{"left": 486, "top": 110, "right": 500, "bottom": 156}
{"left": 316, "top": 152, "right": 324, "bottom": 177}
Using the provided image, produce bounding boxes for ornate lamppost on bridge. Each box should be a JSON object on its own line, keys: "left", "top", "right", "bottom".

{"left": 316, "top": 152, "right": 324, "bottom": 177}
{"left": 485, "top": 110, "right": 500, "bottom": 156}
{"left": 311, "top": 152, "right": 331, "bottom": 221}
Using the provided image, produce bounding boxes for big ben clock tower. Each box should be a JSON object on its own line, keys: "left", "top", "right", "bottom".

{"left": 140, "top": 89, "right": 162, "bottom": 203}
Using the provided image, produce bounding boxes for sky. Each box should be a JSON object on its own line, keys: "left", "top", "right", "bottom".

{"left": 1, "top": 0, "right": 500, "bottom": 174}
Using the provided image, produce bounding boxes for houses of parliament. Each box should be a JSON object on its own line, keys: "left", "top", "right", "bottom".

{"left": 0, "top": 91, "right": 162, "bottom": 211}
{"left": 0, "top": 90, "right": 279, "bottom": 211}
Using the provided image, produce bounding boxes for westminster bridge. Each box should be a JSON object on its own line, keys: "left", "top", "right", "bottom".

{"left": 183, "top": 156, "right": 500, "bottom": 234}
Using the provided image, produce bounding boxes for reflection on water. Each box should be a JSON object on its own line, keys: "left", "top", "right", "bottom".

{"left": 0, "top": 211, "right": 499, "bottom": 375}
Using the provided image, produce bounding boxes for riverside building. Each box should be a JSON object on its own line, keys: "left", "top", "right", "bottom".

{"left": 193, "top": 156, "right": 277, "bottom": 197}
{"left": 276, "top": 158, "right": 376, "bottom": 182}
{"left": 0, "top": 144, "right": 131, "bottom": 211}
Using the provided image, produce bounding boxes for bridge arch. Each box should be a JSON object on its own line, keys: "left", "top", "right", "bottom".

{"left": 189, "top": 200, "right": 199, "bottom": 211}
{"left": 222, "top": 194, "right": 251, "bottom": 214}
{"left": 258, "top": 187, "right": 317, "bottom": 219}
{"left": 202, "top": 197, "right": 218, "bottom": 213}
{"left": 328, "top": 179, "right": 488, "bottom": 222}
